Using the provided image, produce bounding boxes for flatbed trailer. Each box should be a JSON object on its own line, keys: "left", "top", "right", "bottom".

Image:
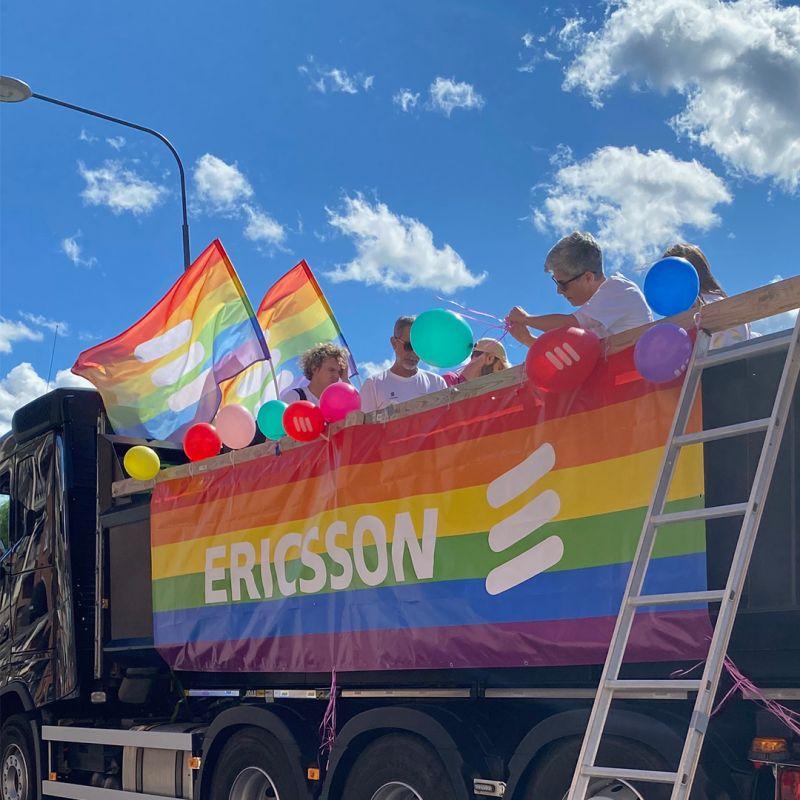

{"left": 2, "top": 276, "right": 799, "bottom": 800}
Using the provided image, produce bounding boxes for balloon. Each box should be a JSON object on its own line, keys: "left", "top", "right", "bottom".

{"left": 215, "top": 404, "right": 256, "bottom": 449}
{"left": 643, "top": 257, "right": 700, "bottom": 317}
{"left": 320, "top": 382, "right": 361, "bottom": 423}
{"left": 183, "top": 423, "right": 222, "bottom": 462}
{"left": 257, "top": 400, "right": 288, "bottom": 440}
{"left": 634, "top": 323, "right": 693, "bottom": 383}
{"left": 410, "top": 309, "right": 473, "bottom": 368}
{"left": 283, "top": 401, "right": 326, "bottom": 442}
{"left": 525, "top": 326, "right": 601, "bottom": 393}
{"left": 123, "top": 445, "right": 161, "bottom": 481}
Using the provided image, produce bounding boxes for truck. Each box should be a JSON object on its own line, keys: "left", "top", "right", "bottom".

{"left": 2, "top": 280, "right": 799, "bottom": 800}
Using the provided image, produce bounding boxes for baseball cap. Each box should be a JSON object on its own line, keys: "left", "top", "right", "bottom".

{"left": 473, "top": 338, "right": 511, "bottom": 368}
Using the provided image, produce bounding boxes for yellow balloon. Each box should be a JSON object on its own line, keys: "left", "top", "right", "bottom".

{"left": 123, "top": 445, "right": 161, "bottom": 481}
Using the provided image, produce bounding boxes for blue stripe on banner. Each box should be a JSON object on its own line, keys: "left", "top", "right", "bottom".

{"left": 153, "top": 552, "right": 707, "bottom": 646}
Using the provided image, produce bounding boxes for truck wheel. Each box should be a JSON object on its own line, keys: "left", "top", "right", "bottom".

{"left": 521, "top": 737, "right": 670, "bottom": 800}
{"left": 1, "top": 715, "right": 36, "bottom": 800}
{"left": 341, "top": 733, "right": 457, "bottom": 800}
{"left": 207, "top": 727, "right": 300, "bottom": 800}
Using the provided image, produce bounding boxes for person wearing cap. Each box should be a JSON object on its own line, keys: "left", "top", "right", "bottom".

{"left": 443, "top": 338, "right": 511, "bottom": 386}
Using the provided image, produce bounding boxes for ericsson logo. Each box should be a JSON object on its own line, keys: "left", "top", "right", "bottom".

{"left": 292, "top": 416, "right": 315, "bottom": 434}
{"left": 484, "top": 443, "right": 564, "bottom": 595}
{"left": 544, "top": 341, "right": 582, "bottom": 371}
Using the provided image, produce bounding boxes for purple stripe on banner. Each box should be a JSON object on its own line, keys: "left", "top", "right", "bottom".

{"left": 157, "top": 610, "right": 712, "bottom": 673}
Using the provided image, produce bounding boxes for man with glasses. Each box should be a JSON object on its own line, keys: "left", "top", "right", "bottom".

{"left": 361, "top": 316, "right": 447, "bottom": 413}
{"left": 443, "top": 338, "right": 511, "bottom": 386}
{"left": 507, "top": 231, "right": 652, "bottom": 345}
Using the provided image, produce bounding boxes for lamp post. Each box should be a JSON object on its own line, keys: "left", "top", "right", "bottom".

{"left": 0, "top": 76, "right": 191, "bottom": 271}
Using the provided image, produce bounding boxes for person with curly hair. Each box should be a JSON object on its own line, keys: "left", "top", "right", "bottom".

{"left": 280, "top": 342, "right": 350, "bottom": 406}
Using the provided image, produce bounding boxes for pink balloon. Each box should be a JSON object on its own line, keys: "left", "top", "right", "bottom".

{"left": 319, "top": 382, "right": 361, "bottom": 423}
{"left": 214, "top": 404, "right": 256, "bottom": 449}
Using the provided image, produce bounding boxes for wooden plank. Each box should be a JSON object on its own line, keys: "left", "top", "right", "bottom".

{"left": 111, "top": 275, "right": 799, "bottom": 499}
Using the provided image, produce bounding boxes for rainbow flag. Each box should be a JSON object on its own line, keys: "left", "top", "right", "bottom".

{"left": 222, "top": 260, "right": 356, "bottom": 414}
{"left": 151, "top": 347, "right": 712, "bottom": 674}
{"left": 73, "top": 240, "right": 269, "bottom": 443}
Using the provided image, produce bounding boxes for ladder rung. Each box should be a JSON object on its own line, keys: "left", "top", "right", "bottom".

{"left": 696, "top": 330, "right": 792, "bottom": 368}
{"left": 606, "top": 679, "right": 701, "bottom": 694}
{"left": 582, "top": 766, "right": 678, "bottom": 784}
{"left": 674, "top": 417, "right": 771, "bottom": 446}
{"left": 651, "top": 503, "right": 748, "bottom": 525}
{"left": 628, "top": 589, "right": 726, "bottom": 607}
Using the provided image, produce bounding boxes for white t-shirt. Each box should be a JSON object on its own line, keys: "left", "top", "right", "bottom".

{"left": 574, "top": 274, "right": 653, "bottom": 337}
{"left": 280, "top": 386, "right": 320, "bottom": 405}
{"left": 360, "top": 368, "right": 448, "bottom": 413}
{"left": 702, "top": 292, "right": 751, "bottom": 349}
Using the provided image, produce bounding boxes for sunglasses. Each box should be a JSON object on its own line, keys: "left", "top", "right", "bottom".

{"left": 551, "top": 272, "right": 587, "bottom": 290}
{"left": 394, "top": 337, "right": 415, "bottom": 352}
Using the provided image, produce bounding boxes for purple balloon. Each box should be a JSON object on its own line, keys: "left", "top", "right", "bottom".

{"left": 634, "top": 323, "right": 693, "bottom": 383}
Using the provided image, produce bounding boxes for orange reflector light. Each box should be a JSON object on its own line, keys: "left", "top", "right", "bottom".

{"left": 188, "top": 757, "right": 202, "bottom": 770}
{"left": 751, "top": 737, "right": 789, "bottom": 755}
{"left": 49, "top": 773, "right": 57, "bottom": 781}
{"left": 307, "top": 767, "right": 321, "bottom": 781}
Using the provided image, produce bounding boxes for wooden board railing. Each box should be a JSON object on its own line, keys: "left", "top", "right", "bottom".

{"left": 112, "top": 273, "right": 800, "bottom": 498}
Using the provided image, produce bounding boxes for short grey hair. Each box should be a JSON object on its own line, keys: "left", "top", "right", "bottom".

{"left": 393, "top": 316, "right": 415, "bottom": 338}
{"left": 544, "top": 231, "right": 603, "bottom": 279}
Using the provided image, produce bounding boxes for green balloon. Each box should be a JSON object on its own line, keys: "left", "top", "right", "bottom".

{"left": 410, "top": 309, "right": 473, "bottom": 368}
{"left": 257, "top": 400, "right": 288, "bottom": 440}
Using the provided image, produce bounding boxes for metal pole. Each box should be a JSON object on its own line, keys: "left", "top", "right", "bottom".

{"left": 31, "top": 92, "right": 191, "bottom": 271}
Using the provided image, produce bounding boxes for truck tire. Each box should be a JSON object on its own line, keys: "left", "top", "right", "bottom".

{"left": 521, "top": 737, "right": 670, "bottom": 800}
{"left": 207, "top": 727, "right": 301, "bottom": 800}
{"left": 341, "top": 733, "right": 458, "bottom": 800}
{"left": 1, "top": 715, "right": 36, "bottom": 800}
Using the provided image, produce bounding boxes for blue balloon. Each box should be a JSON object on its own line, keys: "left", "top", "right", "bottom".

{"left": 643, "top": 257, "right": 700, "bottom": 317}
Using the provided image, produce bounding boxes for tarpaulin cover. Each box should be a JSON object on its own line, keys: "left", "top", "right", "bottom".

{"left": 151, "top": 345, "right": 712, "bottom": 673}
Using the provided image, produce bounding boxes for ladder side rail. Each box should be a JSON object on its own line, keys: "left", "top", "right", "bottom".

{"left": 671, "top": 315, "right": 800, "bottom": 800}
{"left": 567, "top": 332, "right": 712, "bottom": 800}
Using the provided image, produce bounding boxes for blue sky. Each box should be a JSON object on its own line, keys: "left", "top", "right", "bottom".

{"left": 1, "top": 0, "right": 799, "bottom": 430}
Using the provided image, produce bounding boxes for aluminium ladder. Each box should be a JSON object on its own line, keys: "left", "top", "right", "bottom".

{"left": 568, "top": 312, "right": 800, "bottom": 800}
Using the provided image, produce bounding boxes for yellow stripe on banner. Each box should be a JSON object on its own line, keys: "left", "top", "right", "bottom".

{"left": 151, "top": 444, "right": 703, "bottom": 580}
{"left": 266, "top": 298, "right": 330, "bottom": 346}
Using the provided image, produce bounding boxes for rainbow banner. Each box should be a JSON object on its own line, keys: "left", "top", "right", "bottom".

{"left": 73, "top": 240, "right": 268, "bottom": 443}
{"left": 222, "top": 259, "right": 356, "bottom": 414}
{"left": 151, "top": 347, "right": 711, "bottom": 673}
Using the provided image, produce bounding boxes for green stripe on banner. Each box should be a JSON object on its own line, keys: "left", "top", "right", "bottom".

{"left": 151, "top": 496, "right": 705, "bottom": 613}
{"left": 275, "top": 318, "right": 340, "bottom": 364}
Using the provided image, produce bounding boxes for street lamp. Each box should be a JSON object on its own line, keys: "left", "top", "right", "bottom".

{"left": 0, "top": 76, "right": 191, "bottom": 271}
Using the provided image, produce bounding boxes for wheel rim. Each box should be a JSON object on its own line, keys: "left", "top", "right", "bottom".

{"left": 563, "top": 778, "right": 643, "bottom": 800}
{"left": 2, "top": 744, "right": 29, "bottom": 800}
{"left": 370, "top": 782, "right": 424, "bottom": 800}
{"left": 228, "top": 766, "right": 279, "bottom": 800}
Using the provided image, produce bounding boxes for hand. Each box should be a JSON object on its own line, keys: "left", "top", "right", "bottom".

{"left": 460, "top": 355, "right": 488, "bottom": 381}
{"left": 507, "top": 306, "right": 529, "bottom": 325}
{"left": 508, "top": 322, "right": 536, "bottom": 347}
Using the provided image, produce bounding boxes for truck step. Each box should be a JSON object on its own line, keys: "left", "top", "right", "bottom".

{"left": 651, "top": 503, "right": 748, "bottom": 525}
{"left": 628, "top": 589, "right": 726, "bottom": 607}
{"left": 42, "top": 780, "right": 184, "bottom": 800}
{"left": 674, "top": 417, "right": 771, "bottom": 446}
{"left": 605, "top": 680, "right": 701, "bottom": 695}
{"left": 580, "top": 766, "right": 678, "bottom": 784}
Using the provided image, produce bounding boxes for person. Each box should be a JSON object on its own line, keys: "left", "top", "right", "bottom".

{"left": 507, "top": 231, "right": 653, "bottom": 344}
{"left": 443, "top": 338, "right": 511, "bottom": 386}
{"left": 360, "top": 316, "right": 447, "bottom": 412}
{"left": 662, "top": 242, "right": 750, "bottom": 348}
{"left": 280, "top": 343, "right": 350, "bottom": 406}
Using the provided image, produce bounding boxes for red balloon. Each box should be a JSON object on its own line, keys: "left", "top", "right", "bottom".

{"left": 283, "top": 401, "right": 326, "bottom": 442}
{"left": 183, "top": 422, "right": 222, "bottom": 461}
{"left": 525, "top": 326, "right": 601, "bottom": 393}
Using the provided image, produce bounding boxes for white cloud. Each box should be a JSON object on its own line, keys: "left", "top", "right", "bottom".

{"left": 358, "top": 358, "right": 393, "bottom": 378}
{"left": 18, "top": 313, "right": 70, "bottom": 337}
{"left": 106, "top": 136, "right": 126, "bottom": 150}
{"left": 533, "top": 145, "right": 732, "bottom": 268}
{"left": 751, "top": 275, "right": 799, "bottom": 335}
{"left": 522, "top": 32, "right": 536, "bottom": 48}
{"left": 78, "top": 129, "right": 97, "bottom": 144}
{"left": 429, "top": 77, "right": 485, "bottom": 116}
{"left": 298, "top": 56, "right": 374, "bottom": 94}
{"left": 242, "top": 204, "right": 287, "bottom": 248}
{"left": 61, "top": 231, "right": 97, "bottom": 268}
{"left": 326, "top": 194, "right": 486, "bottom": 293}
{"left": 193, "top": 153, "right": 254, "bottom": 213}
{"left": 79, "top": 160, "right": 167, "bottom": 215}
{"left": 393, "top": 89, "right": 420, "bottom": 112}
{"left": 0, "top": 363, "right": 92, "bottom": 435}
{"left": 0, "top": 319, "right": 43, "bottom": 354}
{"left": 562, "top": 0, "right": 800, "bottom": 191}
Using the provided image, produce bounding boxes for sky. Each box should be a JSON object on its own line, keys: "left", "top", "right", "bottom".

{"left": 1, "top": 0, "right": 799, "bottom": 433}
